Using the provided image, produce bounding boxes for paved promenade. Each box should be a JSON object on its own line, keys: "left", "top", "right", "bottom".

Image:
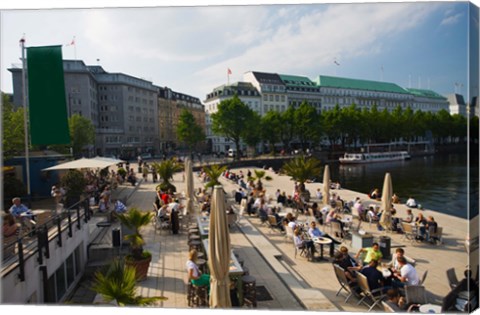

{"left": 74, "top": 162, "right": 475, "bottom": 312}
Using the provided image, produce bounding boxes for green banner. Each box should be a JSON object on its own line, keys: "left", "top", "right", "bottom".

{"left": 27, "top": 45, "right": 70, "bottom": 145}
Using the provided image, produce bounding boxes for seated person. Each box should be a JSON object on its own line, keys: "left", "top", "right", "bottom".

{"left": 277, "top": 191, "right": 287, "bottom": 206}
{"left": 112, "top": 199, "right": 127, "bottom": 214}
{"left": 308, "top": 221, "right": 341, "bottom": 257}
{"left": 369, "top": 188, "right": 380, "bottom": 200}
{"left": 415, "top": 213, "right": 427, "bottom": 240}
{"left": 385, "top": 288, "right": 420, "bottom": 312}
{"left": 9, "top": 197, "right": 35, "bottom": 229}
{"left": 3, "top": 213, "right": 19, "bottom": 237}
{"left": 360, "top": 259, "right": 384, "bottom": 291}
{"left": 366, "top": 206, "right": 380, "bottom": 222}
{"left": 403, "top": 209, "right": 414, "bottom": 223}
{"left": 336, "top": 246, "right": 361, "bottom": 283}
{"left": 186, "top": 249, "right": 210, "bottom": 288}
{"left": 391, "top": 193, "right": 400, "bottom": 204}
{"left": 405, "top": 196, "right": 417, "bottom": 208}
{"left": 355, "top": 242, "right": 383, "bottom": 266}
{"left": 388, "top": 248, "right": 416, "bottom": 272}
{"left": 392, "top": 256, "right": 420, "bottom": 288}
{"left": 271, "top": 207, "right": 284, "bottom": 231}
{"left": 293, "top": 227, "right": 315, "bottom": 261}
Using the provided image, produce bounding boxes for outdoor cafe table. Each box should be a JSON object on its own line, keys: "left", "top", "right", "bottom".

{"left": 196, "top": 215, "right": 210, "bottom": 239}
{"left": 312, "top": 237, "right": 332, "bottom": 261}
{"left": 419, "top": 304, "right": 442, "bottom": 313}
{"left": 201, "top": 239, "right": 244, "bottom": 276}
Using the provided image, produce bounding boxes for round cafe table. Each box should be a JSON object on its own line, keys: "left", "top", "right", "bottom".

{"left": 313, "top": 237, "right": 332, "bottom": 261}
{"left": 419, "top": 304, "right": 442, "bottom": 313}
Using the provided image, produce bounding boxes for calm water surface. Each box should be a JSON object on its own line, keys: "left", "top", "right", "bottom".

{"left": 328, "top": 152, "right": 478, "bottom": 219}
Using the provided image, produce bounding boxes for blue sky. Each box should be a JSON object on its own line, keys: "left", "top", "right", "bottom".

{"left": 0, "top": 1, "right": 477, "bottom": 101}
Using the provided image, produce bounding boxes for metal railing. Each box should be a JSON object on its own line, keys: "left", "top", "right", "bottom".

{"left": 1, "top": 197, "right": 93, "bottom": 281}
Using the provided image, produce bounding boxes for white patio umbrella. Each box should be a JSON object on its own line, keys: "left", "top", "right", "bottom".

{"left": 42, "top": 157, "right": 116, "bottom": 171}
{"left": 208, "top": 185, "right": 232, "bottom": 308}
{"left": 322, "top": 165, "right": 331, "bottom": 206}
{"left": 379, "top": 172, "right": 393, "bottom": 230}
{"left": 185, "top": 157, "right": 195, "bottom": 214}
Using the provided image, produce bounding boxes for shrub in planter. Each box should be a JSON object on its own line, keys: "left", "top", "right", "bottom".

{"left": 152, "top": 158, "right": 183, "bottom": 193}
{"left": 60, "top": 169, "right": 87, "bottom": 207}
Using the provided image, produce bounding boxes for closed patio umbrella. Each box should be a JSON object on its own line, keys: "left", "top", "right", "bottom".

{"left": 208, "top": 185, "right": 232, "bottom": 308}
{"left": 322, "top": 165, "right": 330, "bottom": 206}
{"left": 379, "top": 172, "right": 393, "bottom": 230}
{"left": 186, "top": 157, "right": 195, "bottom": 214}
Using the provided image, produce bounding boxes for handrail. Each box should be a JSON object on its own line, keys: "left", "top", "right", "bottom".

{"left": 1, "top": 196, "right": 93, "bottom": 281}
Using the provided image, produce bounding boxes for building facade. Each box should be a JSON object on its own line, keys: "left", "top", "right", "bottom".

{"left": 10, "top": 60, "right": 159, "bottom": 158}
{"left": 204, "top": 82, "right": 261, "bottom": 154}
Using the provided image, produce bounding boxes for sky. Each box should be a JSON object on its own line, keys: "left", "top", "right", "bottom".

{"left": 0, "top": 0, "right": 478, "bottom": 102}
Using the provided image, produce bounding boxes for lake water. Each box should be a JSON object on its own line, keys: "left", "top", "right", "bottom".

{"left": 329, "top": 152, "right": 478, "bottom": 219}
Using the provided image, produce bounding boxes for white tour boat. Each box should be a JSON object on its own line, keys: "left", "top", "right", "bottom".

{"left": 339, "top": 151, "right": 411, "bottom": 164}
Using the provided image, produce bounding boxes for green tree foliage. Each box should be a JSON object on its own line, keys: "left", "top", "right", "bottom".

{"left": 69, "top": 114, "right": 95, "bottom": 157}
{"left": 176, "top": 109, "right": 205, "bottom": 153}
{"left": 294, "top": 101, "right": 320, "bottom": 150}
{"left": 261, "top": 111, "right": 283, "bottom": 154}
{"left": 211, "top": 94, "right": 256, "bottom": 160}
{"left": 322, "top": 104, "right": 342, "bottom": 149}
{"left": 202, "top": 164, "right": 227, "bottom": 190}
{"left": 2, "top": 94, "right": 26, "bottom": 160}
{"left": 279, "top": 105, "right": 296, "bottom": 151}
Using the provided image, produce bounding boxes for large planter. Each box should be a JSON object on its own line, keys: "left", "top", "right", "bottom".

{"left": 125, "top": 254, "right": 152, "bottom": 281}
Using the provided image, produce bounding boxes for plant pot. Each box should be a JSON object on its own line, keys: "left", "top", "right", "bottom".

{"left": 125, "top": 255, "right": 152, "bottom": 281}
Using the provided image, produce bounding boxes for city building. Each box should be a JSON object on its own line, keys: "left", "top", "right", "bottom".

{"left": 9, "top": 60, "right": 159, "bottom": 158}
{"left": 205, "top": 71, "right": 452, "bottom": 153}
{"left": 158, "top": 86, "right": 206, "bottom": 152}
{"left": 447, "top": 93, "right": 468, "bottom": 117}
{"left": 204, "top": 82, "right": 261, "bottom": 154}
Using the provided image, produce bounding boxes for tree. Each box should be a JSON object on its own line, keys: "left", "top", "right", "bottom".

{"left": 69, "top": 114, "right": 95, "bottom": 157}
{"left": 294, "top": 101, "right": 320, "bottom": 150}
{"left": 279, "top": 105, "right": 296, "bottom": 151}
{"left": 2, "top": 94, "right": 26, "bottom": 160}
{"left": 177, "top": 109, "right": 205, "bottom": 153}
{"left": 261, "top": 111, "right": 283, "bottom": 155}
{"left": 248, "top": 169, "right": 272, "bottom": 192}
{"left": 203, "top": 164, "right": 227, "bottom": 190}
{"left": 321, "top": 105, "right": 342, "bottom": 150}
{"left": 242, "top": 111, "right": 262, "bottom": 155}
{"left": 211, "top": 94, "right": 255, "bottom": 160}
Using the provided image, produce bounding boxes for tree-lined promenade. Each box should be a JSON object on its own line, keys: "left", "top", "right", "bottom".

{"left": 212, "top": 94, "right": 479, "bottom": 158}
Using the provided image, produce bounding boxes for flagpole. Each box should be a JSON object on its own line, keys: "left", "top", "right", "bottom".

{"left": 20, "top": 37, "right": 31, "bottom": 202}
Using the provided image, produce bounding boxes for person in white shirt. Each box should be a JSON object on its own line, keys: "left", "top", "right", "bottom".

{"left": 405, "top": 197, "right": 417, "bottom": 208}
{"left": 186, "top": 249, "right": 210, "bottom": 287}
{"left": 316, "top": 188, "right": 322, "bottom": 200}
{"left": 393, "top": 256, "right": 420, "bottom": 287}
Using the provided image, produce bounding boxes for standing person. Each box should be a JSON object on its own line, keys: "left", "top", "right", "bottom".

{"left": 151, "top": 166, "right": 158, "bottom": 183}
{"left": 142, "top": 163, "right": 149, "bottom": 182}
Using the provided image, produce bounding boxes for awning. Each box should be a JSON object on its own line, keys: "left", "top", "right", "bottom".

{"left": 42, "top": 157, "right": 118, "bottom": 171}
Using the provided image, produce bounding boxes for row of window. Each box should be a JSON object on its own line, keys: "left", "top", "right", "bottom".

{"left": 262, "top": 94, "right": 286, "bottom": 102}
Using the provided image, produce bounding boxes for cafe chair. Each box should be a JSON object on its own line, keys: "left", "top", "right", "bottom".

{"left": 428, "top": 226, "right": 443, "bottom": 245}
{"left": 356, "top": 272, "right": 386, "bottom": 311}
{"left": 267, "top": 215, "right": 280, "bottom": 233}
{"left": 405, "top": 285, "right": 428, "bottom": 305}
{"left": 284, "top": 224, "right": 294, "bottom": 243}
{"left": 333, "top": 263, "right": 358, "bottom": 303}
{"left": 381, "top": 301, "right": 395, "bottom": 313}
{"left": 400, "top": 222, "right": 417, "bottom": 244}
{"left": 446, "top": 268, "right": 459, "bottom": 290}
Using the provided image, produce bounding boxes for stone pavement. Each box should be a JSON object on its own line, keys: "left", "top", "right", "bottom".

{"left": 69, "top": 162, "right": 476, "bottom": 312}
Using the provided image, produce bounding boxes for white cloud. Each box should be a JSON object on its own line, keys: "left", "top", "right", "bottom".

{"left": 1, "top": 2, "right": 445, "bottom": 99}
{"left": 440, "top": 12, "right": 463, "bottom": 26}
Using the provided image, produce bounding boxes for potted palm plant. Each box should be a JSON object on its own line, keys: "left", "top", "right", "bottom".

{"left": 152, "top": 158, "right": 184, "bottom": 193}
{"left": 116, "top": 207, "right": 153, "bottom": 281}
{"left": 92, "top": 258, "right": 167, "bottom": 306}
{"left": 281, "top": 156, "right": 322, "bottom": 202}
{"left": 248, "top": 169, "right": 272, "bottom": 192}
{"left": 203, "top": 164, "right": 227, "bottom": 190}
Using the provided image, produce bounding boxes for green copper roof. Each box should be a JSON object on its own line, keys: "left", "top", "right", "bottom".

{"left": 279, "top": 74, "right": 316, "bottom": 87}
{"left": 405, "top": 88, "right": 447, "bottom": 100}
{"left": 315, "top": 75, "right": 409, "bottom": 94}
